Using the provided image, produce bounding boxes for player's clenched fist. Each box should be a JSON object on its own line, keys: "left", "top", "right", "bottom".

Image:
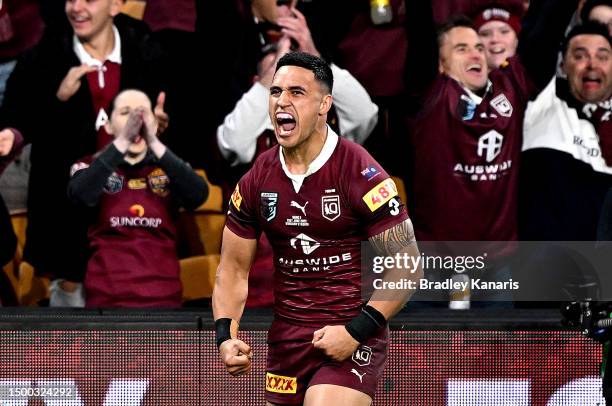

{"left": 312, "top": 325, "right": 360, "bottom": 362}
{"left": 219, "top": 338, "right": 253, "bottom": 376}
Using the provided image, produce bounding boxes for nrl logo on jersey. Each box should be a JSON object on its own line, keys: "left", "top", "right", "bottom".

{"left": 490, "top": 93, "right": 513, "bottom": 117}
{"left": 260, "top": 192, "right": 278, "bottom": 222}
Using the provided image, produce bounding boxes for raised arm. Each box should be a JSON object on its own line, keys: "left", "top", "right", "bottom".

{"left": 212, "top": 227, "right": 258, "bottom": 376}
{"left": 404, "top": 0, "right": 440, "bottom": 100}
{"left": 518, "top": 0, "right": 580, "bottom": 90}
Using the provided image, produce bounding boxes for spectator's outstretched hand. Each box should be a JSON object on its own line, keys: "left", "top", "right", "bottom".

{"left": 278, "top": 8, "right": 320, "bottom": 57}
{"left": 0, "top": 129, "right": 15, "bottom": 156}
{"left": 154, "top": 92, "right": 169, "bottom": 135}
{"left": 56, "top": 64, "right": 97, "bottom": 101}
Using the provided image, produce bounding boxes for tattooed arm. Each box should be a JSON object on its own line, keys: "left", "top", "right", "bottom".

{"left": 367, "top": 218, "right": 423, "bottom": 320}
{"left": 312, "top": 218, "right": 422, "bottom": 362}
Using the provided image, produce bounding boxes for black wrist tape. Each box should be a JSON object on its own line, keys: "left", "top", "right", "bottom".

{"left": 215, "top": 318, "right": 232, "bottom": 348}
{"left": 345, "top": 305, "right": 387, "bottom": 343}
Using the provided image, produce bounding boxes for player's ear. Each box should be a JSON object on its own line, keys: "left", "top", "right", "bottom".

{"left": 319, "top": 94, "right": 332, "bottom": 116}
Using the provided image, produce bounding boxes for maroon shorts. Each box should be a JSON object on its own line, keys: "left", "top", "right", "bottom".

{"left": 265, "top": 318, "right": 388, "bottom": 405}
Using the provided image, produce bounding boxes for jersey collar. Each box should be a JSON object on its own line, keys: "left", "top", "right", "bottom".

{"left": 462, "top": 79, "right": 492, "bottom": 105}
{"left": 279, "top": 125, "right": 339, "bottom": 193}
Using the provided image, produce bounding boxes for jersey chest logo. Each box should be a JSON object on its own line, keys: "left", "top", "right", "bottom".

{"left": 490, "top": 93, "right": 513, "bottom": 118}
{"left": 260, "top": 192, "right": 278, "bottom": 222}
{"left": 321, "top": 195, "right": 341, "bottom": 221}
{"left": 477, "top": 130, "right": 504, "bottom": 162}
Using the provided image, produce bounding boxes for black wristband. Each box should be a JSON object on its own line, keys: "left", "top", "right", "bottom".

{"left": 215, "top": 318, "right": 232, "bottom": 348}
{"left": 345, "top": 305, "right": 387, "bottom": 343}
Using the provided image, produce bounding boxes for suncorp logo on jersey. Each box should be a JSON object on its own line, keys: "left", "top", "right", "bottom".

{"left": 109, "top": 204, "right": 162, "bottom": 228}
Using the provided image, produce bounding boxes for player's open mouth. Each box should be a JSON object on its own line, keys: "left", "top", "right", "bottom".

{"left": 276, "top": 112, "right": 297, "bottom": 135}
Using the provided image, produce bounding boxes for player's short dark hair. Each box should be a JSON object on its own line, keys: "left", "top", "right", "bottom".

{"left": 561, "top": 21, "right": 612, "bottom": 57}
{"left": 275, "top": 51, "right": 333, "bottom": 94}
{"left": 580, "top": 0, "right": 611, "bottom": 24}
{"left": 437, "top": 15, "right": 475, "bottom": 49}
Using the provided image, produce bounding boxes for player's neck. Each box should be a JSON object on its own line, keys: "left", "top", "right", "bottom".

{"left": 80, "top": 25, "right": 115, "bottom": 61}
{"left": 283, "top": 126, "right": 328, "bottom": 175}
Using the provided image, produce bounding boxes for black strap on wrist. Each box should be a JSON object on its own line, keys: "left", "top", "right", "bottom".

{"left": 345, "top": 305, "right": 387, "bottom": 343}
{"left": 215, "top": 318, "right": 233, "bottom": 348}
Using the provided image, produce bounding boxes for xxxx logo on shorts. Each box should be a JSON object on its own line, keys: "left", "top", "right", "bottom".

{"left": 265, "top": 372, "right": 297, "bottom": 394}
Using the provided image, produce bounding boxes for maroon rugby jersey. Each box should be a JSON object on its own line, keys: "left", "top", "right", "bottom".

{"left": 411, "top": 58, "right": 535, "bottom": 245}
{"left": 73, "top": 156, "right": 182, "bottom": 308}
{"left": 226, "top": 129, "right": 409, "bottom": 325}
{"left": 86, "top": 61, "right": 121, "bottom": 150}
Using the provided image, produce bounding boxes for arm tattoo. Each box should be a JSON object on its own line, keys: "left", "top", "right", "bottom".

{"left": 368, "top": 219, "right": 416, "bottom": 256}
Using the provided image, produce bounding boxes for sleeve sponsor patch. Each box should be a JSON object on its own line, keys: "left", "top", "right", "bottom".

{"left": 362, "top": 178, "right": 398, "bottom": 212}
{"left": 70, "top": 162, "right": 89, "bottom": 177}
{"left": 230, "top": 183, "right": 242, "bottom": 211}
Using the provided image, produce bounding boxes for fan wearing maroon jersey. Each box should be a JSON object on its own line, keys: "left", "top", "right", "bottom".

{"left": 67, "top": 89, "right": 207, "bottom": 307}
{"left": 0, "top": 0, "right": 171, "bottom": 307}
{"left": 213, "top": 52, "right": 422, "bottom": 406}
{"left": 404, "top": 0, "right": 578, "bottom": 250}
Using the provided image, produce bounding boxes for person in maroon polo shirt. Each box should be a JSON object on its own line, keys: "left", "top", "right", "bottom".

{"left": 0, "top": 0, "right": 170, "bottom": 306}
{"left": 212, "top": 52, "right": 422, "bottom": 405}
{"left": 67, "top": 89, "right": 207, "bottom": 308}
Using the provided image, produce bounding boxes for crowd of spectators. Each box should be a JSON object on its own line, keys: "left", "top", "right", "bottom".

{"left": 0, "top": 0, "right": 610, "bottom": 309}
